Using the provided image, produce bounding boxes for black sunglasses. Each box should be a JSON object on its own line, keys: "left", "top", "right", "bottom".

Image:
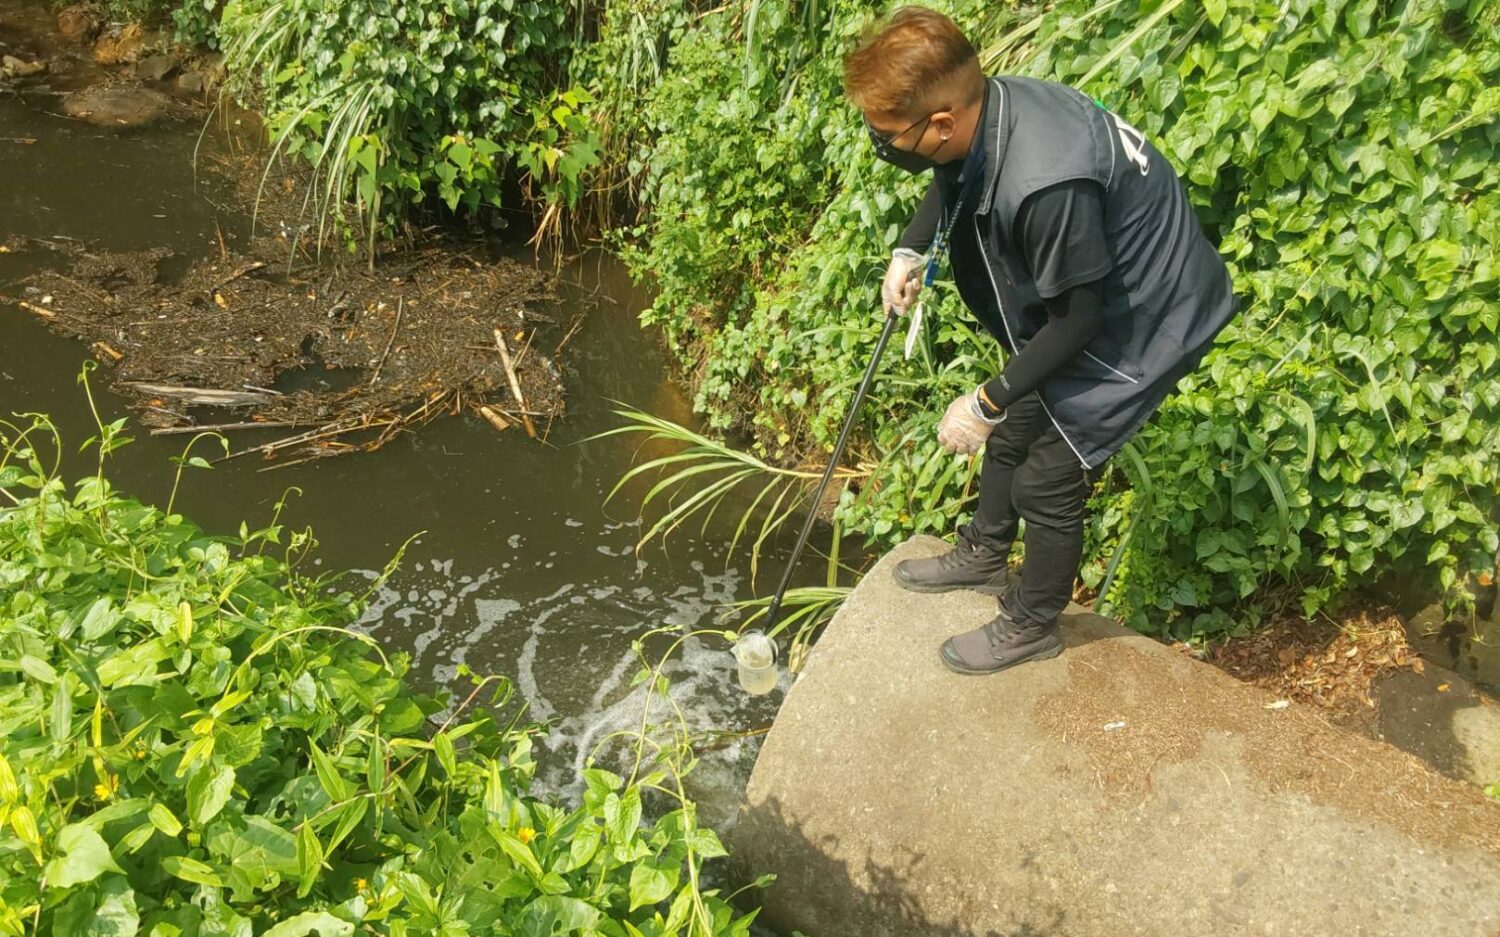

{"left": 863, "top": 111, "right": 934, "bottom": 158}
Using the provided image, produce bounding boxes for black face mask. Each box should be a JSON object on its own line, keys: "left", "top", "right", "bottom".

{"left": 865, "top": 112, "right": 939, "bottom": 174}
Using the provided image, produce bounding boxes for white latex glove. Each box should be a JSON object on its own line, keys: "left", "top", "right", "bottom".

{"left": 937, "top": 391, "right": 1004, "bottom": 455}
{"left": 882, "top": 248, "right": 924, "bottom": 316}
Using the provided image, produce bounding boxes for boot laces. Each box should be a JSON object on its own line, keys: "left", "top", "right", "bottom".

{"left": 939, "top": 542, "right": 984, "bottom": 571}
{"left": 984, "top": 611, "right": 1041, "bottom": 652}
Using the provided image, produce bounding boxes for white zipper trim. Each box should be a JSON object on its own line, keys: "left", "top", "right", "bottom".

{"left": 973, "top": 121, "right": 1091, "bottom": 468}
{"left": 1083, "top": 349, "right": 1140, "bottom": 384}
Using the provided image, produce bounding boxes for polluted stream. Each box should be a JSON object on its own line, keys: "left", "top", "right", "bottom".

{"left": 0, "top": 8, "right": 824, "bottom": 833}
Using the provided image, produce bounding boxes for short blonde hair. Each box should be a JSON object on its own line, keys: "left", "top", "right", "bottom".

{"left": 842, "top": 7, "right": 981, "bottom": 117}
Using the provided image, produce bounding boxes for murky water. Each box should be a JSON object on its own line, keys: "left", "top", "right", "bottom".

{"left": 0, "top": 8, "right": 826, "bottom": 823}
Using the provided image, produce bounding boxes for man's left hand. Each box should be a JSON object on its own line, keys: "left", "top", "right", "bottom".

{"left": 937, "top": 391, "right": 1000, "bottom": 455}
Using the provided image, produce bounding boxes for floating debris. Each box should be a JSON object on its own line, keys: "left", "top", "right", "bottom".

{"left": 7, "top": 240, "right": 565, "bottom": 466}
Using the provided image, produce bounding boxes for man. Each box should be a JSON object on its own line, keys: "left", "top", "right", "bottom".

{"left": 842, "top": 8, "right": 1236, "bottom": 674}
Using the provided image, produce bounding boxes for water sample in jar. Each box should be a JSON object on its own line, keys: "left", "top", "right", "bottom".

{"left": 733, "top": 631, "right": 778, "bottom": 696}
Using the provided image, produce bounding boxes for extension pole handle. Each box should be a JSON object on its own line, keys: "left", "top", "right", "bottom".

{"left": 762, "top": 308, "right": 901, "bottom": 634}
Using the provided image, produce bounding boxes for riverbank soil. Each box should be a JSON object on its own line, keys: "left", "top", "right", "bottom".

{"left": 2, "top": 2, "right": 567, "bottom": 465}
{"left": 1207, "top": 606, "right": 1421, "bottom": 717}
{"left": 0, "top": 1, "right": 216, "bottom": 119}
{"left": 1201, "top": 604, "right": 1500, "bottom": 788}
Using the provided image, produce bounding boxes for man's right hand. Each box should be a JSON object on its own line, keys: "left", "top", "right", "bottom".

{"left": 882, "top": 248, "right": 924, "bottom": 316}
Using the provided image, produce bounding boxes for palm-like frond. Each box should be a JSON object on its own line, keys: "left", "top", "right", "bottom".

{"left": 728, "top": 584, "right": 851, "bottom": 672}
{"left": 593, "top": 407, "right": 868, "bottom": 582}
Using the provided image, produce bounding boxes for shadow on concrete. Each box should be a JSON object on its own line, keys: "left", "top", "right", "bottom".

{"left": 1055, "top": 608, "right": 1130, "bottom": 654}
{"left": 1359, "top": 665, "right": 1497, "bottom": 784}
{"left": 730, "top": 795, "right": 1069, "bottom": 937}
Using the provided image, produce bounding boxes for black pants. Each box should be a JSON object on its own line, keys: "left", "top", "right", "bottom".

{"left": 957, "top": 393, "right": 1098, "bottom": 625}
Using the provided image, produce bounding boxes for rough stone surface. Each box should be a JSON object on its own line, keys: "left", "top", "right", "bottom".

{"left": 56, "top": 4, "right": 102, "bottom": 43}
{"left": 61, "top": 84, "right": 174, "bottom": 127}
{"left": 733, "top": 536, "right": 1500, "bottom": 937}
{"left": 134, "top": 52, "right": 179, "bottom": 82}
{"left": 174, "top": 70, "right": 204, "bottom": 95}
{"left": 91, "top": 23, "right": 143, "bottom": 65}
{"left": 1, "top": 54, "right": 47, "bottom": 78}
{"left": 1358, "top": 661, "right": 1500, "bottom": 787}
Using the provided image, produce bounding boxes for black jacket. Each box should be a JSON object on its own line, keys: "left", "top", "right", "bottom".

{"left": 906, "top": 76, "right": 1238, "bottom": 468}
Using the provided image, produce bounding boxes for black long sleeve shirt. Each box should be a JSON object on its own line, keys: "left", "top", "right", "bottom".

{"left": 900, "top": 178, "right": 1112, "bottom": 410}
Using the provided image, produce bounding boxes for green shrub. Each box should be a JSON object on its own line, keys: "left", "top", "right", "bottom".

{"left": 0, "top": 410, "right": 760, "bottom": 936}
{"left": 217, "top": 0, "right": 601, "bottom": 245}
{"left": 604, "top": 0, "right": 1500, "bottom": 638}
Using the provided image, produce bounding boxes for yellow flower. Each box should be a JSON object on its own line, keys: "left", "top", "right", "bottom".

{"left": 517, "top": 827, "right": 536, "bottom": 844}
{"left": 355, "top": 878, "right": 368, "bottom": 893}
{"left": 93, "top": 774, "right": 118, "bottom": 801}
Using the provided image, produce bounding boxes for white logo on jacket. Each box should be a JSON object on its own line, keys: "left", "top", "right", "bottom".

{"left": 1110, "top": 113, "right": 1150, "bottom": 176}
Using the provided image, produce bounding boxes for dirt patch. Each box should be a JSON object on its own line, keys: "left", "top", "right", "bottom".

{"left": 1034, "top": 641, "right": 1500, "bottom": 859}
{"left": 1206, "top": 606, "right": 1424, "bottom": 719}
{"left": 8, "top": 239, "right": 564, "bottom": 466}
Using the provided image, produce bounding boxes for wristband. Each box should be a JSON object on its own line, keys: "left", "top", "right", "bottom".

{"left": 968, "top": 389, "right": 1006, "bottom": 425}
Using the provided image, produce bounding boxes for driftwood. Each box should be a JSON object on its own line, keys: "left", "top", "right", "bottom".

{"left": 368, "top": 297, "right": 403, "bottom": 387}
{"left": 210, "top": 261, "right": 267, "bottom": 293}
{"left": 476, "top": 405, "right": 512, "bottom": 433}
{"left": 19, "top": 242, "right": 565, "bottom": 464}
{"left": 149, "top": 420, "right": 297, "bottom": 436}
{"left": 126, "top": 383, "right": 273, "bottom": 407}
{"left": 223, "top": 389, "right": 459, "bottom": 466}
{"left": 493, "top": 328, "right": 536, "bottom": 438}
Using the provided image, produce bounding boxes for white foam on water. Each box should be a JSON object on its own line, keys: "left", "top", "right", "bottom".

{"left": 464, "top": 597, "right": 521, "bottom": 667}
{"left": 352, "top": 554, "right": 776, "bottom": 815}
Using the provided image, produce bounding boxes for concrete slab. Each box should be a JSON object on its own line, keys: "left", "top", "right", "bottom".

{"left": 733, "top": 536, "right": 1500, "bottom": 937}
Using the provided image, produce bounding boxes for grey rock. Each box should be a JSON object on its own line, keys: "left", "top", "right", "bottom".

{"left": 175, "top": 70, "right": 204, "bottom": 95}
{"left": 731, "top": 535, "right": 1500, "bottom": 937}
{"left": 1, "top": 55, "right": 48, "bottom": 78}
{"left": 134, "top": 52, "right": 179, "bottom": 82}
{"left": 61, "top": 84, "right": 173, "bottom": 128}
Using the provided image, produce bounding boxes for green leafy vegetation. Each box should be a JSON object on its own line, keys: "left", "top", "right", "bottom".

{"left": 0, "top": 400, "right": 763, "bottom": 935}
{"left": 597, "top": 0, "right": 1500, "bottom": 639}
{"left": 214, "top": 0, "right": 602, "bottom": 248}
{"left": 70, "top": 0, "right": 1500, "bottom": 638}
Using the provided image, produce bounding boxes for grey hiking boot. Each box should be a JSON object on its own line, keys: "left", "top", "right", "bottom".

{"left": 939, "top": 609, "right": 1062, "bottom": 676}
{"left": 892, "top": 540, "right": 1011, "bottom": 595}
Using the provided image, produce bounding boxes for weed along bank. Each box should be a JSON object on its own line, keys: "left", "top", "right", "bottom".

{"left": 3, "top": 0, "right": 1499, "bottom": 935}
